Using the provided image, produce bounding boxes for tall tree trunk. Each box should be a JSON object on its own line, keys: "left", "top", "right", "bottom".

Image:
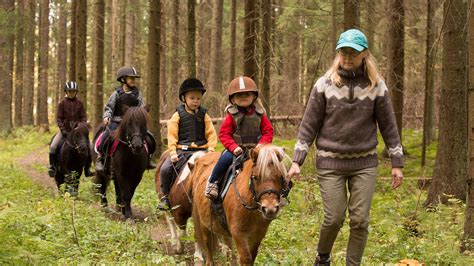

{"left": 124, "top": 0, "right": 136, "bottom": 66}
{"left": 14, "top": 0, "right": 25, "bottom": 127}
{"left": 209, "top": 0, "right": 223, "bottom": 91}
{"left": 0, "top": 0, "right": 14, "bottom": 133}
{"left": 160, "top": 1, "right": 167, "bottom": 110}
{"left": 261, "top": 0, "right": 271, "bottom": 115}
{"left": 92, "top": 0, "right": 105, "bottom": 129}
{"left": 365, "top": 0, "right": 375, "bottom": 49}
{"left": 243, "top": 0, "right": 258, "bottom": 80}
{"left": 421, "top": 0, "right": 438, "bottom": 166}
{"left": 196, "top": 1, "right": 212, "bottom": 83}
{"left": 22, "top": 0, "right": 35, "bottom": 125}
{"left": 186, "top": 0, "right": 196, "bottom": 77}
{"left": 464, "top": 0, "right": 474, "bottom": 252}
{"left": 425, "top": 0, "right": 468, "bottom": 205}
{"left": 343, "top": 0, "right": 360, "bottom": 30}
{"left": 69, "top": 0, "right": 77, "bottom": 81}
{"left": 330, "top": 0, "right": 337, "bottom": 56}
{"left": 111, "top": 0, "right": 119, "bottom": 77}
{"left": 170, "top": 0, "right": 180, "bottom": 98}
{"left": 229, "top": 0, "right": 237, "bottom": 80}
{"left": 37, "top": 0, "right": 50, "bottom": 130}
{"left": 76, "top": 0, "right": 87, "bottom": 109}
{"left": 57, "top": 0, "right": 67, "bottom": 108}
{"left": 148, "top": 0, "right": 162, "bottom": 155}
{"left": 386, "top": 0, "right": 404, "bottom": 142}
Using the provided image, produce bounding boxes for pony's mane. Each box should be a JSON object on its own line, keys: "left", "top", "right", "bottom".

{"left": 71, "top": 121, "right": 89, "bottom": 136}
{"left": 255, "top": 144, "right": 287, "bottom": 180}
{"left": 115, "top": 107, "right": 149, "bottom": 138}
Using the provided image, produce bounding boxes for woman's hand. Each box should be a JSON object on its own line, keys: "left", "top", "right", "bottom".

{"left": 286, "top": 162, "right": 301, "bottom": 183}
{"left": 391, "top": 167, "right": 404, "bottom": 189}
{"left": 171, "top": 154, "right": 179, "bottom": 163}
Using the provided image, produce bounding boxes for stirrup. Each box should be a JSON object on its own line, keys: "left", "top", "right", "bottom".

{"left": 157, "top": 195, "right": 171, "bottom": 210}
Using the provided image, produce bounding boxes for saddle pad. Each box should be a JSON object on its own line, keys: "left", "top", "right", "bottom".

{"left": 94, "top": 132, "right": 104, "bottom": 154}
{"left": 177, "top": 151, "right": 207, "bottom": 184}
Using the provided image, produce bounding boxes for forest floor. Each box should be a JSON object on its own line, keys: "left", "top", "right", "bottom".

{"left": 1, "top": 126, "right": 472, "bottom": 264}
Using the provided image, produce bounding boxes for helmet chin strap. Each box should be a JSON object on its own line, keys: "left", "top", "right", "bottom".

{"left": 121, "top": 77, "right": 135, "bottom": 90}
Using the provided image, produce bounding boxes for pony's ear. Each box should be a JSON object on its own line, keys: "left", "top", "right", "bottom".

{"left": 276, "top": 147, "right": 285, "bottom": 162}
{"left": 250, "top": 148, "right": 259, "bottom": 164}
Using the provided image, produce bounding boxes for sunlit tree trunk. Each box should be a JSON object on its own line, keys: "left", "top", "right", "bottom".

{"left": 75, "top": 0, "right": 87, "bottom": 109}
{"left": 209, "top": 0, "right": 223, "bottom": 91}
{"left": 186, "top": 0, "right": 196, "bottom": 77}
{"left": 69, "top": 0, "right": 76, "bottom": 81}
{"left": 229, "top": 0, "right": 236, "bottom": 80}
{"left": 92, "top": 0, "right": 105, "bottom": 129}
{"left": 22, "top": 0, "right": 35, "bottom": 125}
{"left": 261, "top": 0, "right": 271, "bottom": 115}
{"left": 14, "top": 0, "right": 25, "bottom": 127}
{"left": 37, "top": 0, "right": 50, "bottom": 130}
{"left": 56, "top": 0, "right": 67, "bottom": 108}
{"left": 244, "top": 0, "right": 258, "bottom": 80}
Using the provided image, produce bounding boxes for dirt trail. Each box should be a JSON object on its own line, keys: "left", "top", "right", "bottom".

{"left": 15, "top": 146, "right": 194, "bottom": 262}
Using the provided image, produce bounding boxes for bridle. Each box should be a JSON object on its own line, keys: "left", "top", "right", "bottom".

{"left": 118, "top": 132, "right": 144, "bottom": 149}
{"left": 232, "top": 151, "right": 292, "bottom": 212}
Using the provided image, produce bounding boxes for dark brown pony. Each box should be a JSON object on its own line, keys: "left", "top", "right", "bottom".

{"left": 93, "top": 106, "right": 149, "bottom": 219}
{"left": 54, "top": 121, "right": 90, "bottom": 196}
{"left": 154, "top": 150, "right": 207, "bottom": 257}
{"left": 191, "top": 145, "right": 291, "bottom": 265}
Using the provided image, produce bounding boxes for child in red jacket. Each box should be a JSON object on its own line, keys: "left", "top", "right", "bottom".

{"left": 205, "top": 76, "right": 274, "bottom": 199}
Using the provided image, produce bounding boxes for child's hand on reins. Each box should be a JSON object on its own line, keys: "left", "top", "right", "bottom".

{"left": 171, "top": 154, "right": 179, "bottom": 163}
{"left": 233, "top": 147, "right": 243, "bottom": 156}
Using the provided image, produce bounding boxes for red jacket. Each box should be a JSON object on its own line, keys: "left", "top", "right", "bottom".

{"left": 219, "top": 107, "right": 273, "bottom": 152}
{"left": 56, "top": 97, "right": 87, "bottom": 132}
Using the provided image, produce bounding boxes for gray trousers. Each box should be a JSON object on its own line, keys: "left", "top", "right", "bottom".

{"left": 316, "top": 167, "right": 377, "bottom": 266}
{"left": 50, "top": 132, "right": 64, "bottom": 154}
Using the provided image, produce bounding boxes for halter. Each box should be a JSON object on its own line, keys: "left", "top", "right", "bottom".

{"left": 63, "top": 131, "right": 88, "bottom": 152}
{"left": 232, "top": 151, "right": 292, "bottom": 212}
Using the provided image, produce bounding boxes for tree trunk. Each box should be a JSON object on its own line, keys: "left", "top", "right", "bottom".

{"left": 425, "top": 0, "right": 468, "bottom": 205}
{"left": 421, "top": 0, "right": 438, "bottom": 166}
{"left": 14, "top": 0, "right": 25, "bottom": 127}
{"left": 209, "top": 0, "right": 223, "bottom": 92}
{"left": 464, "top": 0, "right": 474, "bottom": 252}
{"left": 343, "top": 0, "right": 360, "bottom": 30}
{"left": 365, "top": 0, "right": 375, "bottom": 49}
{"left": 57, "top": 0, "right": 67, "bottom": 108}
{"left": 186, "top": 0, "right": 196, "bottom": 77}
{"left": 69, "top": 0, "right": 77, "bottom": 81}
{"left": 330, "top": 0, "right": 337, "bottom": 56}
{"left": 0, "top": 0, "right": 14, "bottom": 133}
{"left": 171, "top": 0, "right": 179, "bottom": 99}
{"left": 37, "top": 0, "right": 50, "bottom": 130}
{"left": 75, "top": 0, "right": 87, "bottom": 109}
{"left": 124, "top": 0, "right": 136, "bottom": 66}
{"left": 160, "top": 1, "right": 167, "bottom": 101}
{"left": 196, "top": 1, "right": 212, "bottom": 83}
{"left": 22, "top": 0, "right": 35, "bottom": 125}
{"left": 386, "top": 0, "right": 404, "bottom": 142}
{"left": 111, "top": 0, "right": 119, "bottom": 77}
{"left": 261, "top": 0, "right": 271, "bottom": 115}
{"left": 229, "top": 0, "right": 237, "bottom": 80}
{"left": 92, "top": 0, "right": 105, "bottom": 129}
{"left": 244, "top": 0, "right": 258, "bottom": 80}
{"left": 148, "top": 0, "right": 162, "bottom": 155}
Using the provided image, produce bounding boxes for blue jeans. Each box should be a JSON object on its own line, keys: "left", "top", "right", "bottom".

{"left": 208, "top": 150, "right": 234, "bottom": 183}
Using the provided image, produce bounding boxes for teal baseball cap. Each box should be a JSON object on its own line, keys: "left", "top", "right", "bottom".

{"left": 336, "top": 29, "right": 368, "bottom": 52}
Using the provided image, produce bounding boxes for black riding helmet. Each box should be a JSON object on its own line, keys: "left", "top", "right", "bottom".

{"left": 116, "top": 66, "right": 140, "bottom": 83}
{"left": 179, "top": 78, "right": 206, "bottom": 102}
{"left": 64, "top": 81, "right": 78, "bottom": 91}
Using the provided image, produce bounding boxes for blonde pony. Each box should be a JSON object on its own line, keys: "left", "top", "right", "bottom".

{"left": 325, "top": 50, "right": 379, "bottom": 91}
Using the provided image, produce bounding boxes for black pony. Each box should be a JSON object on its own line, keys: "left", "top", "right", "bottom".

{"left": 53, "top": 121, "right": 90, "bottom": 196}
{"left": 93, "top": 106, "right": 150, "bottom": 219}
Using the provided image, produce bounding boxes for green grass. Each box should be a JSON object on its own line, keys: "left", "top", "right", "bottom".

{"left": 0, "top": 127, "right": 472, "bottom": 264}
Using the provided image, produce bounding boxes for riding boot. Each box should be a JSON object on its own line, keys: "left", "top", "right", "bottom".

{"left": 314, "top": 253, "right": 331, "bottom": 266}
{"left": 157, "top": 194, "right": 171, "bottom": 210}
{"left": 146, "top": 154, "right": 156, "bottom": 170}
{"left": 204, "top": 179, "right": 219, "bottom": 200}
{"left": 48, "top": 153, "right": 57, "bottom": 177}
{"left": 95, "top": 154, "right": 105, "bottom": 172}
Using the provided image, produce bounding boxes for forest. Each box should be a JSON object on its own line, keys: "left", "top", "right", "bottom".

{"left": 0, "top": 0, "right": 473, "bottom": 264}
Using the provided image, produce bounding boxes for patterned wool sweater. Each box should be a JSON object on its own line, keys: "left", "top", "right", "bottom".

{"left": 293, "top": 67, "right": 404, "bottom": 170}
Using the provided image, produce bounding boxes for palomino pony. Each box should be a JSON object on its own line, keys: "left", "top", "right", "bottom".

{"left": 191, "top": 145, "right": 291, "bottom": 264}
{"left": 93, "top": 106, "right": 149, "bottom": 219}
{"left": 53, "top": 121, "right": 90, "bottom": 196}
{"left": 155, "top": 149, "right": 206, "bottom": 257}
